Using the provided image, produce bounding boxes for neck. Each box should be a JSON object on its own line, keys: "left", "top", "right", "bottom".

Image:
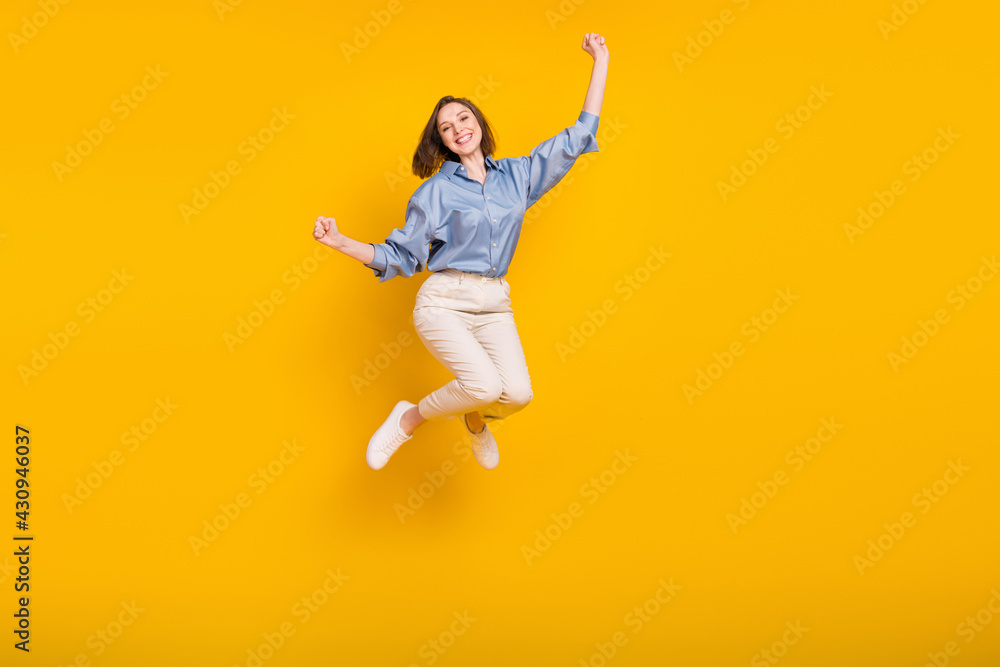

{"left": 459, "top": 149, "right": 486, "bottom": 180}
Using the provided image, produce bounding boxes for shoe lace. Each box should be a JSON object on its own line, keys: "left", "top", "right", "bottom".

{"left": 380, "top": 429, "right": 409, "bottom": 457}
{"left": 468, "top": 424, "right": 496, "bottom": 455}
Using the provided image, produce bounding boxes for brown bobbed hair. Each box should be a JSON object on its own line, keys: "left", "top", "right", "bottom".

{"left": 412, "top": 96, "right": 497, "bottom": 179}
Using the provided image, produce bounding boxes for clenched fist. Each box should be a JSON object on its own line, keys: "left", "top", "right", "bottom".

{"left": 313, "top": 215, "right": 340, "bottom": 248}
{"left": 582, "top": 32, "right": 609, "bottom": 62}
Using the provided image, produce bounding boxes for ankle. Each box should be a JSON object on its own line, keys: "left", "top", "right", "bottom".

{"left": 465, "top": 412, "right": 485, "bottom": 433}
{"left": 401, "top": 407, "right": 425, "bottom": 435}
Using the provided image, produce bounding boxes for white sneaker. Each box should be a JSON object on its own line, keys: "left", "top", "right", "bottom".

{"left": 367, "top": 400, "right": 416, "bottom": 470}
{"left": 461, "top": 412, "right": 499, "bottom": 470}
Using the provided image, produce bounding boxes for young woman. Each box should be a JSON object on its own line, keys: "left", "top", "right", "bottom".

{"left": 313, "top": 32, "right": 609, "bottom": 471}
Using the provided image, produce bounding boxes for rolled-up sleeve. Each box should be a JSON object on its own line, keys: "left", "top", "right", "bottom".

{"left": 519, "top": 110, "right": 600, "bottom": 209}
{"left": 364, "top": 195, "right": 432, "bottom": 282}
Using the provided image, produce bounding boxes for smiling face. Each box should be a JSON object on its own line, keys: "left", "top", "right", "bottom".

{"left": 436, "top": 102, "right": 482, "bottom": 157}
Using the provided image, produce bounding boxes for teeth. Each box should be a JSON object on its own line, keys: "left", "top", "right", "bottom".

{"left": 457, "top": 133, "right": 472, "bottom": 145}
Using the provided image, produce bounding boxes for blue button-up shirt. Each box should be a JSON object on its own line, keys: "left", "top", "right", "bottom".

{"left": 364, "top": 111, "right": 600, "bottom": 282}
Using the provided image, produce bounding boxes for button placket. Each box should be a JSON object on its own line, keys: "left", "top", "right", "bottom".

{"left": 484, "top": 180, "right": 497, "bottom": 276}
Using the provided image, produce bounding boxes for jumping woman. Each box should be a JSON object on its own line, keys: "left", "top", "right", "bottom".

{"left": 313, "top": 32, "right": 609, "bottom": 471}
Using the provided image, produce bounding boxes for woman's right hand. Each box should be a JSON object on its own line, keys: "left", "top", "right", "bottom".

{"left": 313, "top": 215, "right": 340, "bottom": 248}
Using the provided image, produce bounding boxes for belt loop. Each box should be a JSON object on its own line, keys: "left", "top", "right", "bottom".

{"left": 458, "top": 271, "right": 463, "bottom": 285}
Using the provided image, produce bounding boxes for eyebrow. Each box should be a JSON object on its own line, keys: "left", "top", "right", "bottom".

{"left": 438, "top": 110, "right": 471, "bottom": 129}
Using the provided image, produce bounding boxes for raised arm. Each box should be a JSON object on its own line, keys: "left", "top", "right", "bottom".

{"left": 516, "top": 34, "right": 610, "bottom": 209}
{"left": 581, "top": 32, "right": 609, "bottom": 117}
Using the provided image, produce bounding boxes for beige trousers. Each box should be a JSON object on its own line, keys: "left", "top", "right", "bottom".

{"left": 412, "top": 269, "right": 533, "bottom": 423}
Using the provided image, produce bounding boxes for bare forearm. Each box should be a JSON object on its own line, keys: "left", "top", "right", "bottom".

{"left": 583, "top": 57, "right": 608, "bottom": 117}
{"left": 330, "top": 232, "right": 376, "bottom": 266}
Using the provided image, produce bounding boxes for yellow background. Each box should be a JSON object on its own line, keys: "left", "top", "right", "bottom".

{"left": 3, "top": 0, "right": 999, "bottom": 665}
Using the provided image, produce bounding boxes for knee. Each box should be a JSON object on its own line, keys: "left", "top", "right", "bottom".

{"left": 505, "top": 382, "right": 533, "bottom": 409}
{"left": 462, "top": 375, "right": 503, "bottom": 406}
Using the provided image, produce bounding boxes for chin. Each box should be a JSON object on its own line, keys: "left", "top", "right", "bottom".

{"left": 454, "top": 137, "right": 478, "bottom": 152}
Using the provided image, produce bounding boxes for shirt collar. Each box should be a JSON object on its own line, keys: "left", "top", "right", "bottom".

{"left": 440, "top": 155, "right": 499, "bottom": 177}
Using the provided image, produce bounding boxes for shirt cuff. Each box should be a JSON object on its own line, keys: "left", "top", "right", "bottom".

{"left": 364, "top": 243, "right": 386, "bottom": 272}
{"left": 577, "top": 110, "right": 600, "bottom": 136}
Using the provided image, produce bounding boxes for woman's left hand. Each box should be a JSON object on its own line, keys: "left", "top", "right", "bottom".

{"left": 582, "top": 32, "right": 609, "bottom": 62}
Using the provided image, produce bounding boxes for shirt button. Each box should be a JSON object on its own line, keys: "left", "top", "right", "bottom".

{"left": 492, "top": 218, "right": 496, "bottom": 222}
{"left": 486, "top": 196, "right": 490, "bottom": 200}
{"left": 492, "top": 267, "right": 496, "bottom": 271}
{"left": 492, "top": 243, "right": 496, "bottom": 247}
